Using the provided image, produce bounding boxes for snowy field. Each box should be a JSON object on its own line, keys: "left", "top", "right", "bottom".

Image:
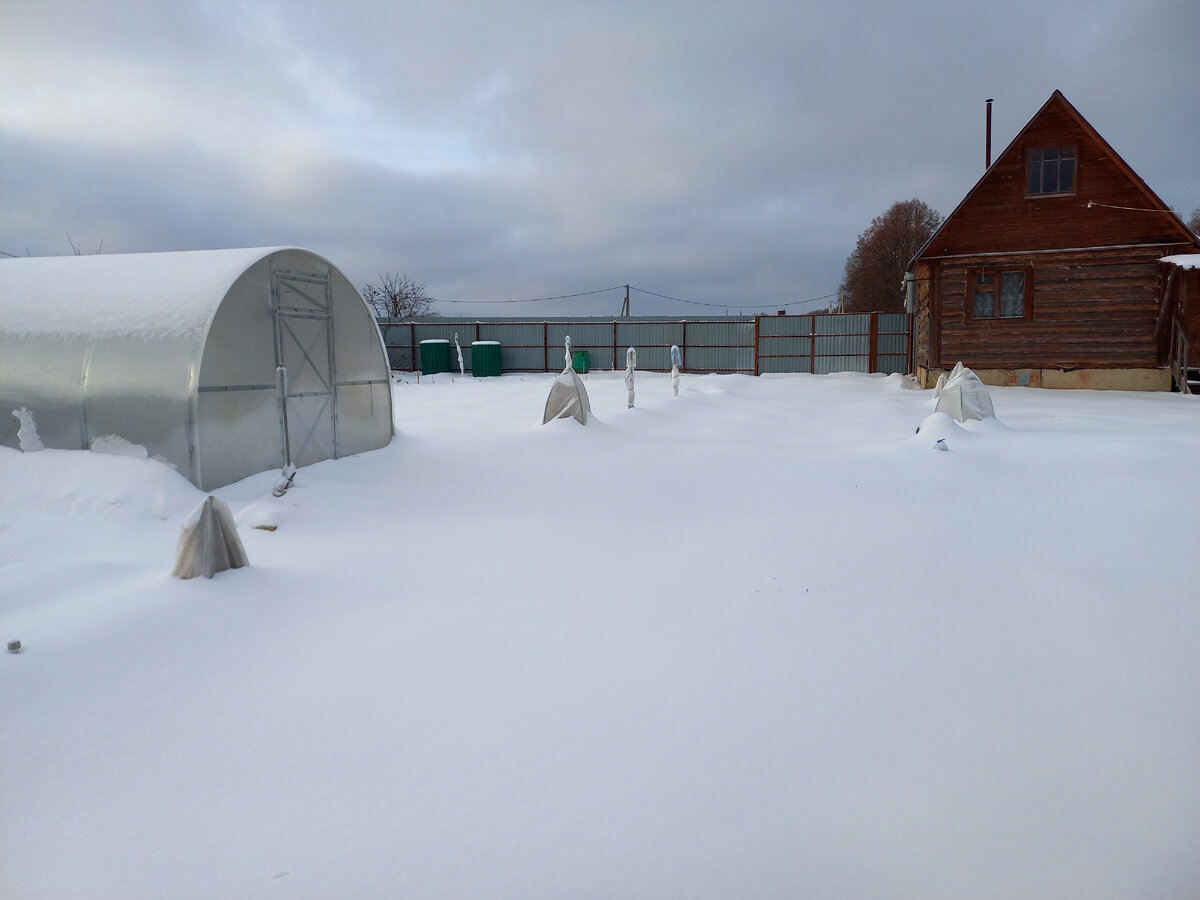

{"left": 3, "top": 370, "right": 1199, "bottom": 899}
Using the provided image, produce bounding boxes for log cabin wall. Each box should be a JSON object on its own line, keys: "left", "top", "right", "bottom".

{"left": 913, "top": 261, "right": 934, "bottom": 371}
{"left": 933, "top": 244, "right": 1191, "bottom": 371}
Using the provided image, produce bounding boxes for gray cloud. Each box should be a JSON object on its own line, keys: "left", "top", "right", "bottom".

{"left": 2, "top": 0, "right": 1197, "bottom": 317}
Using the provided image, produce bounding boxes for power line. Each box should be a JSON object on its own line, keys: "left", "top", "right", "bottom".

{"left": 429, "top": 282, "right": 839, "bottom": 312}
{"left": 432, "top": 285, "right": 626, "bottom": 305}
{"left": 631, "top": 285, "right": 837, "bottom": 311}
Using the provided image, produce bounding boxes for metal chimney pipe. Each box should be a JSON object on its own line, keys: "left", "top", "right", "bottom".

{"left": 986, "top": 98, "right": 994, "bottom": 169}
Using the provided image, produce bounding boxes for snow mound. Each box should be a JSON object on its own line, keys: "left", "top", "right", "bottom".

{"left": 911, "top": 411, "right": 1010, "bottom": 452}
{"left": 90, "top": 434, "right": 150, "bottom": 459}
{"left": 912, "top": 411, "right": 967, "bottom": 446}
{"left": 235, "top": 500, "right": 286, "bottom": 531}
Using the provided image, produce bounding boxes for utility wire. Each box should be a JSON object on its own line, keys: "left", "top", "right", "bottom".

{"left": 430, "top": 282, "right": 838, "bottom": 312}
{"left": 432, "top": 285, "right": 625, "bottom": 305}
{"left": 631, "top": 285, "right": 837, "bottom": 311}
{"left": 429, "top": 285, "right": 835, "bottom": 316}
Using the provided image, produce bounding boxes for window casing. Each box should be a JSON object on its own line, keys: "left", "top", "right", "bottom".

{"left": 1026, "top": 145, "right": 1076, "bottom": 196}
{"left": 967, "top": 268, "right": 1031, "bottom": 321}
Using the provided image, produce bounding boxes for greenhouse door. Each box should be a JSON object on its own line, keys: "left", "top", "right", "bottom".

{"left": 271, "top": 266, "right": 338, "bottom": 468}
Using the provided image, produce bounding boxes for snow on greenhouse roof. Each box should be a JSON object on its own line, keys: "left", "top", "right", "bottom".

{"left": 0, "top": 247, "right": 293, "bottom": 339}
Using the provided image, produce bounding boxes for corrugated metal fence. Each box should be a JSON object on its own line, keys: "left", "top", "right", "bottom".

{"left": 378, "top": 313, "right": 911, "bottom": 375}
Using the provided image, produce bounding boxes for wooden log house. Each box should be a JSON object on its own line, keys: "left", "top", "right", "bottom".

{"left": 909, "top": 90, "right": 1199, "bottom": 391}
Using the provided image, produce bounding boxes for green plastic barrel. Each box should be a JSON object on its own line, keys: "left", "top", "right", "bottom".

{"left": 471, "top": 341, "right": 502, "bottom": 377}
{"left": 419, "top": 339, "right": 450, "bottom": 375}
{"left": 571, "top": 350, "right": 589, "bottom": 374}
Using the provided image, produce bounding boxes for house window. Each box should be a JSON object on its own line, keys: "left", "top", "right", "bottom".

{"left": 969, "top": 269, "right": 1029, "bottom": 320}
{"left": 1027, "top": 145, "right": 1076, "bottom": 195}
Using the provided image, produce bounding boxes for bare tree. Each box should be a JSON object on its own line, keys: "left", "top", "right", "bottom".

{"left": 360, "top": 271, "right": 435, "bottom": 319}
{"left": 65, "top": 230, "right": 102, "bottom": 255}
{"left": 1, "top": 232, "right": 103, "bottom": 258}
{"left": 839, "top": 199, "right": 942, "bottom": 313}
{"left": 1188, "top": 207, "right": 1200, "bottom": 236}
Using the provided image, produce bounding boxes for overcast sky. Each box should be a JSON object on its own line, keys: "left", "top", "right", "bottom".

{"left": 3, "top": 0, "right": 1198, "bottom": 317}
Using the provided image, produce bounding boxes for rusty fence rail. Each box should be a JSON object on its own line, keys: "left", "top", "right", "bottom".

{"left": 378, "top": 313, "right": 912, "bottom": 376}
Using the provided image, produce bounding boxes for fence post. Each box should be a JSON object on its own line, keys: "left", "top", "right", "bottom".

{"left": 809, "top": 316, "right": 816, "bottom": 374}
{"left": 869, "top": 313, "right": 879, "bottom": 373}
{"left": 543, "top": 321, "right": 549, "bottom": 372}
{"left": 753, "top": 315, "right": 761, "bottom": 376}
{"left": 907, "top": 313, "right": 914, "bottom": 375}
{"left": 409, "top": 323, "right": 416, "bottom": 373}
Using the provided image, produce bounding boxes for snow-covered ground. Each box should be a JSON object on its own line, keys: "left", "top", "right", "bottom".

{"left": 3, "top": 371, "right": 1199, "bottom": 899}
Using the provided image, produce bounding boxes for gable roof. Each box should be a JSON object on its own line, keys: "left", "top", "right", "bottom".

{"left": 911, "top": 90, "right": 1198, "bottom": 264}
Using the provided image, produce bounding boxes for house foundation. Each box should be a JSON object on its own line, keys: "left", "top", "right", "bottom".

{"left": 917, "top": 365, "right": 1171, "bottom": 392}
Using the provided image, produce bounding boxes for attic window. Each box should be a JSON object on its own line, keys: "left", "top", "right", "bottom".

{"left": 1027, "top": 145, "right": 1076, "bottom": 195}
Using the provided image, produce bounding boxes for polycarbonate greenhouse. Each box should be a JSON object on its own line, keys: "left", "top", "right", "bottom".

{"left": 0, "top": 247, "right": 393, "bottom": 490}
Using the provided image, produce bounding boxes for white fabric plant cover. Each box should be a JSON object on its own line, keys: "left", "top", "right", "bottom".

{"left": 625, "top": 346, "right": 636, "bottom": 409}
{"left": 543, "top": 370, "right": 591, "bottom": 424}
{"left": 670, "top": 344, "right": 681, "bottom": 397}
{"left": 935, "top": 363, "right": 995, "bottom": 422}
{"left": 172, "top": 495, "right": 250, "bottom": 579}
{"left": 542, "top": 336, "right": 591, "bottom": 425}
{"left": 933, "top": 361, "right": 963, "bottom": 400}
